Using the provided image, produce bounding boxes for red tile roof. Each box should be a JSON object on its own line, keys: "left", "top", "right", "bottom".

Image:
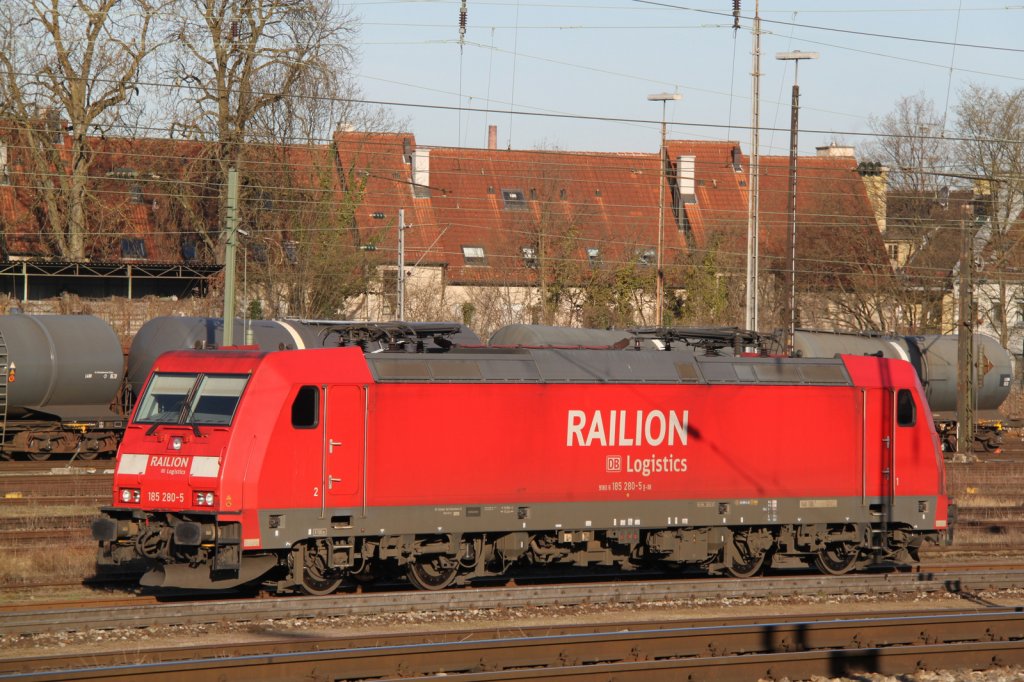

{"left": 0, "top": 128, "right": 890, "bottom": 298}
{"left": 756, "top": 154, "right": 889, "bottom": 291}
{"left": 424, "top": 147, "right": 663, "bottom": 284}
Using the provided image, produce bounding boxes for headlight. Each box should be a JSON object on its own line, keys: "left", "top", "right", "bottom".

{"left": 119, "top": 488, "right": 140, "bottom": 503}
{"left": 194, "top": 491, "right": 215, "bottom": 506}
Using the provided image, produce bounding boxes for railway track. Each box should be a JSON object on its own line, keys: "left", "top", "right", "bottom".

{"left": 3, "top": 567, "right": 1024, "bottom": 638}
{"left": 0, "top": 466, "right": 112, "bottom": 522}
{"left": 6, "top": 608, "right": 1024, "bottom": 681}
{"left": 0, "top": 461, "right": 114, "bottom": 475}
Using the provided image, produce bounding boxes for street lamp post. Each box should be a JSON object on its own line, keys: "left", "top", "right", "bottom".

{"left": 775, "top": 50, "right": 817, "bottom": 350}
{"left": 647, "top": 92, "right": 681, "bottom": 327}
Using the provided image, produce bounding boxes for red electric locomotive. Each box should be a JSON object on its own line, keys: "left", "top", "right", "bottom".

{"left": 93, "top": 333, "right": 953, "bottom": 594}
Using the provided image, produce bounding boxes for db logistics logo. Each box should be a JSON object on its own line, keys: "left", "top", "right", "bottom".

{"left": 606, "top": 456, "right": 622, "bottom": 473}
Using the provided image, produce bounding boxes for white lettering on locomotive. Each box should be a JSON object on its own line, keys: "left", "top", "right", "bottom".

{"left": 151, "top": 456, "right": 190, "bottom": 468}
{"left": 566, "top": 409, "right": 688, "bottom": 447}
{"left": 626, "top": 455, "right": 688, "bottom": 476}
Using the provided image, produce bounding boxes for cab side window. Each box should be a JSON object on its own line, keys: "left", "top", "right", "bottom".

{"left": 896, "top": 389, "right": 916, "bottom": 427}
{"left": 291, "top": 386, "right": 319, "bottom": 428}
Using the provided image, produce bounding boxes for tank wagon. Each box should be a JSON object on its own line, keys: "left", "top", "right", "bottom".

{"left": 492, "top": 326, "right": 1014, "bottom": 454}
{"left": 791, "top": 330, "right": 1013, "bottom": 452}
{"left": 127, "top": 317, "right": 481, "bottom": 395}
{"left": 93, "top": 333, "right": 952, "bottom": 594}
{"left": 0, "top": 314, "right": 125, "bottom": 460}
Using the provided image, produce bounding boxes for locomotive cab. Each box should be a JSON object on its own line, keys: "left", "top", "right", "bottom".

{"left": 93, "top": 347, "right": 373, "bottom": 591}
{"left": 93, "top": 351, "right": 270, "bottom": 589}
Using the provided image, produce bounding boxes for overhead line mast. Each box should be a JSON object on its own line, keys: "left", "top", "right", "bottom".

{"left": 743, "top": 0, "right": 762, "bottom": 334}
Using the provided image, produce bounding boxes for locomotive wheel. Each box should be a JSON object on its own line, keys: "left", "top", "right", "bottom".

{"left": 297, "top": 542, "right": 343, "bottom": 596}
{"left": 25, "top": 451, "right": 51, "bottom": 462}
{"left": 813, "top": 543, "right": 860, "bottom": 575}
{"left": 724, "top": 551, "right": 765, "bottom": 578}
{"left": 723, "top": 529, "right": 769, "bottom": 578}
{"left": 406, "top": 555, "right": 459, "bottom": 590}
{"left": 300, "top": 571, "right": 343, "bottom": 596}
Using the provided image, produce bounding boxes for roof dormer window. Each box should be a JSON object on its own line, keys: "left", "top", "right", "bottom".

{"left": 502, "top": 189, "right": 527, "bottom": 210}
{"left": 522, "top": 246, "right": 537, "bottom": 268}
{"left": 462, "top": 245, "right": 486, "bottom": 265}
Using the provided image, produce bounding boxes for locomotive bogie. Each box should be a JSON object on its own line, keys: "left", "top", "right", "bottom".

{"left": 96, "top": 515, "right": 935, "bottom": 591}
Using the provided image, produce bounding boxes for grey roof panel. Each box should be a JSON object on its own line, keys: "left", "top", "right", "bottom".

{"left": 366, "top": 348, "right": 853, "bottom": 387}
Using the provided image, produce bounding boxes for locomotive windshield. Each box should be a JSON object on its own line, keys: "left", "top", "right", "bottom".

{"left": 135, "top": 373, "right": 249, "bottom": 427}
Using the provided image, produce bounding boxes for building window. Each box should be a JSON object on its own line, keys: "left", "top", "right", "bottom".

{"left": 1016, "top": 301, "right": 1024, "bottom": 327}
{"left": 521, "top": 246, "right": 537, "bottom": 268}
{"left": 887, "top": 243, "right": 899, "bottom": 262}
{"left": 462, "top": 245, "right": 486, "bottom": 265}
{"left": 121, "top": 238, "right": 147, "bottom": 260}
{"left": 248, "top": 242, "right": 269, "bottom": 264}
{"left": 502, "top": 189, "right": 527, "bottom": 210}
{"left": 637, "top": 248, "right": 656, "bottom": 266}
{"left": 587, "top": 247, "right": 600, "bottom": 264}
{"left": 283, "top": 240, "right": 298, "bottom": 265}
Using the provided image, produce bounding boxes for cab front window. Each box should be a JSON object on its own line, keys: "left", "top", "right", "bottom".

{"left": 135, "top": 373, "right": 249, "bottom": 426}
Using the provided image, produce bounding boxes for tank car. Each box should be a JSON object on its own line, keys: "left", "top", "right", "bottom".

{"left": 0, "top": 314, "right": 125, "bottom": 460}
{"left": 792, "top": 330, "right": 1013, "bottom": 452}
{"left": 93, "top": 329, "right": 952, "bottom": 594}
{"left": 490, "top": 326, "right": 1014, "bottom": 454}
{"left": 127, "top": 317, "right": 481, "bottom": 394}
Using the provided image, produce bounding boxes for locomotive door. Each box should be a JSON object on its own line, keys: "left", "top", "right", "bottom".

{"left": 877, "top": 387, "right": 917, "bottom": 544}
{"left": 321, "top": 384, "right": 366, "bottom": 514}
{"left": 880, "top": 388, "right": 896, "bottom": 528}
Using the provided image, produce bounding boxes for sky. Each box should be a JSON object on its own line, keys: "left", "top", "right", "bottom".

{"left": 349, "top": 1, "right": 1024, "bottom": 158}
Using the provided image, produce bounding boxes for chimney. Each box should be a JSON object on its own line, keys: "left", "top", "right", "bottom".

{"left": 856, "top": 161, "right": 889, "bottom": 235}
{"left": 676, "top": 155, "right": 696, "bottom": 204}
{"left": 816, "top": 142, "right": 855, "bottom": 158}
{"left": 487, "top": 125, "right": 497, "bottom": 150}
{"left": 412, "top": 148, "right": 430, "bottom": 198}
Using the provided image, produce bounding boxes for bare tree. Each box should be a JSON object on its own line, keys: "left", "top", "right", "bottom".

{"left": 238, "top": 143, "right": 374, "bottom": 319}
{"left": 667, "top": 238, "right": 745, "bottom": 327}
{"left": 954, "top": 83, "right": 1024, "bottom": 348}
{"left": 0, "top": 0, "right": 162, "bottom": 260}
{"left": 865, "top": 93, "right": 953, "bottom": 194}
{"left": 168, "top": 0, "right": 355, "bottom": 148}
{"left": 165, "top": 0, "right": 359, "bottom": 260}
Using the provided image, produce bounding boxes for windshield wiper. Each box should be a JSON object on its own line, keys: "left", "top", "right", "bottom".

{"left": 177, "top": 373, "right": 204, "bottom": 425}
